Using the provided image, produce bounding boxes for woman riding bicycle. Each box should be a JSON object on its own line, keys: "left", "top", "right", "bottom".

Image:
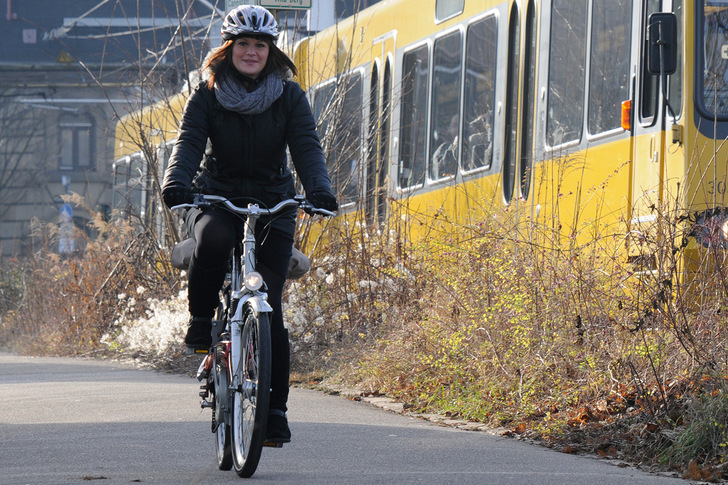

{"left": 161, "top": 5, "right": 338, "bottom": 443}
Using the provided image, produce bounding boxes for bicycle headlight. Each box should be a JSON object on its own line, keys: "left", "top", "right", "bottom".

{"left": 244, "top": 271, "right": 264, "bottom": 291}
{"left": 692, "top": 209, "right": 728, "bottom": 249}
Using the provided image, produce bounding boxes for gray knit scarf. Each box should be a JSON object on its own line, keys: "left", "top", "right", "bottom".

{"left": 214, "top": 71, "right": 283, "bottom": 115}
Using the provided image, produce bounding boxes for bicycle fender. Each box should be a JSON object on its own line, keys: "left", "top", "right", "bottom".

{"left": 247, "top": 296, "right": 273, "bottom": 314}
{"left": 233, "top": 294, "right": 273, "bottom": 320}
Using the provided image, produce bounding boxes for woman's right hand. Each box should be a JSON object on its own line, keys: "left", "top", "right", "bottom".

{"left": 162, "top": 187, "right": 194, "bottom": 208}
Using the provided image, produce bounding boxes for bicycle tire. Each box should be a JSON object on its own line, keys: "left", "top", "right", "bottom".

{"left": 231, "top": 306, "right": 271, "bottom": 478}
{"left": 213, "top": 347, "right": 233, "bottom": 470}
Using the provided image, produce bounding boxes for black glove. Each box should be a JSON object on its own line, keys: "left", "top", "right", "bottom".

{"left": 308, "top": 191, "right": 338, "bottom": 212}
{"left": 162, "top": 187, "right": 194, "bottom": 208}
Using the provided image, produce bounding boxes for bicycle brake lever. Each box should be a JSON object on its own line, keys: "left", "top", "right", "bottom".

{"left": 170, "top": 194, "right": 210, "bottom": 211}
{"left": 192, "top": 194, "right": 209, "bottom": 206}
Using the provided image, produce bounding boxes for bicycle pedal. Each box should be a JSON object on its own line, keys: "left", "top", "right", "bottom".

{"left": 262, "top": 441, "right": 284, "bottom": 448}
{"left": 187, "top": 346, "right": 209, "bottom": 355}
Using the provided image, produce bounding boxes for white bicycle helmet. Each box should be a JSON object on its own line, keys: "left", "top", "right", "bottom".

{"left": 221, "top": 5, "right": 279, "bottom": 40}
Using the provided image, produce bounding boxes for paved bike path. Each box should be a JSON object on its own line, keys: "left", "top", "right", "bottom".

{"left": 0, "top": 354, "right": 686, "bottom": 484}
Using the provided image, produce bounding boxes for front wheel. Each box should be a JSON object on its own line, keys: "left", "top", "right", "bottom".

{"left": 231, "top": 307, "right": 271, "bottom": 478}
{"left": 213, "top": 347, "right": 232, "bottom": 470}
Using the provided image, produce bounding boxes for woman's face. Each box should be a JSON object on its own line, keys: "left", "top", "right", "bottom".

{"left": 231, "top": 36, "right": 269, "bottom": 79}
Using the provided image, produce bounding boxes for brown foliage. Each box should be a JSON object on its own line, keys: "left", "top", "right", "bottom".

{"left": 287, "top": 194, "right": 728, "bottom": 476}
{"left": 0, "top": 195, "right": 178, "bottom": 355}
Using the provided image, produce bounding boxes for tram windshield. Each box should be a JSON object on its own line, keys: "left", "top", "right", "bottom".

{"left": 702, "top": 1, "right": 728, "bottom": 117}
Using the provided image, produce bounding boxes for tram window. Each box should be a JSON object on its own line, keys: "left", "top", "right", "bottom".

{"left": 312, "top": 82, "right": 336, "bottom": 136}
{"left": 332, "top": 72, "right": 363, "bottom": 206}
{"left": 113, "top": 154, "right": 145, "bottom": 218}
{"left": 588, "top": 0, "right": 633, "bottom": 135}
{"left": 436, "top": 0, "right": 464, "bottom": 22}
{"left": 429, "top": 30, "right": 463, "bottom": 180}
{"left": 399, "top": 45, "right": 429, "bottom": 189}
{"left": 699, "top": 1, "right": 728, "bottom": 118}
{"left": 546, "top": 0, "right": 587, "bottom": 146}
{"left": 640, "top": 0, "right": 661, "bottom": 122}
{"left": 311, "top": 82, "right": 336, "bottom": 168}
{"left": 311, "top": 77, "right": 361, "bottom": 205}
{"left": 462, "top": 15, "right": 497, "bottom": 172}
{"left": 112, "top": 158, "right": 131, "bottom": 212}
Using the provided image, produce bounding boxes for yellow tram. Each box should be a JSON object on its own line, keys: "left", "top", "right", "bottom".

{"left": 298, "top": 0, "right": 728, "bottom": 274}
{"left": 114, "top": 0, "right": 728, "bottom": 276}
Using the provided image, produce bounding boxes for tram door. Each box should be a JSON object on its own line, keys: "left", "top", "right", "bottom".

{"left": 631, "top": 0, "right": 665, "bottom": 228}
{"left": 502, "top": 4, "right": 521, "bottom": 205}
{"left": 504, "top": 1, "right": 537, "bottom": 206}
{"left": 366, "top": 34, "right": 395, "bottom": 226}
{"left": 519, "top": 0, "right": 537, "bottom": 203}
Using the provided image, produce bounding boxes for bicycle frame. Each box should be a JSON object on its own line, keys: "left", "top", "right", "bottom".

{"left": 180, "top": 194, "right": 334, "bottom": 476}
{"left": 191, "top": 194, "right": 329, "bottom": 378}
{"left": 228, "top": 202, "right": 273, "bottom": 397}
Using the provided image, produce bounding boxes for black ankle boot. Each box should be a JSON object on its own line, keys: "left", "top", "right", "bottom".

{"left": 265, "top": 409, "right": 291, "bottom": 443}
{"left": 185, "top": 316, "right": 212, "bottom": 349}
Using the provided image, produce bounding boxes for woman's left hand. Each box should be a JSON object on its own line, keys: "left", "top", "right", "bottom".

{"left": 308, "top": 191, "right": 338, "bottom": 212}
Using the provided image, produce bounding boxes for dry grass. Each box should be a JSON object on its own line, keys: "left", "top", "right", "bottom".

{"left": 286, "top": 194, "right": 728, "bottom": 478}
{"left": 2, "top": 190, "right": 728, "bottom": 477}
{"left": 0, "top": 194, "right": 180, "bottom": 356}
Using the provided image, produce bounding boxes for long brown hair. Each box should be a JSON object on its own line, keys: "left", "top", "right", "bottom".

{"left": 204, "top": 35, "right": 297, "bottom": 89}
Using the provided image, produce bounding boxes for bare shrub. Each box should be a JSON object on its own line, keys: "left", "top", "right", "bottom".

{"left": 286, "top": 179, "right": 728, "bottom": 471}
{"left": 0, "top": 193, "right": 178, "bottom": 355}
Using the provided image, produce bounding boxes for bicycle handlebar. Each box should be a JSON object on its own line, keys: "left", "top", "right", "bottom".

{"left": 171, "top": 194, "right": 337, "bottom": 218}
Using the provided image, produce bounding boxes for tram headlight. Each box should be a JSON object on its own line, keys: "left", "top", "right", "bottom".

{"left": 692, "top": 209, "right": 728, "bottom": 249}
{"left": 244, "top": 271, "right": 264, "bottom": 291}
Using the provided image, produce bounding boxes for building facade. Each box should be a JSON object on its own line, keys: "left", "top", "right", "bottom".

{"left": 0, "top": 0, "right": 381, "bottom": 258}
{"left": 0, "top": 0, "right": 213, "bottom": 257}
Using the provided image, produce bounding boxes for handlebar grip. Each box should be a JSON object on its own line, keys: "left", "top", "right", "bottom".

{"left": 310, "top": 208, "right": 336, "bottom": 217}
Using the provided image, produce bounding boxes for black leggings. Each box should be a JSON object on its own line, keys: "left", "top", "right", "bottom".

{"left": 186, "top": 206, "right": 295, "bottom": 412}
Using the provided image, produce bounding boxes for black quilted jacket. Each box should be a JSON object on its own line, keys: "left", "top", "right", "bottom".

{"left": 162, "top": 79, "right": 332, "bottom": 208}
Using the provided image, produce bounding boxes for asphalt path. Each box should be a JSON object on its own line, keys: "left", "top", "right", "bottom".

{"left": 0, "top": 354, "right": 688, "bottom": 485}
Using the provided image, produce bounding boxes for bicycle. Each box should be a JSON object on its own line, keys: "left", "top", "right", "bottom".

{"left": 171, "top": 194, "right": 334, "bottom": 478}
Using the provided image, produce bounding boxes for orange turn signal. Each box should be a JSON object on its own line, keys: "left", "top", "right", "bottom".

{"left": 621, "top": 100, "right": 632, "bottom": 131}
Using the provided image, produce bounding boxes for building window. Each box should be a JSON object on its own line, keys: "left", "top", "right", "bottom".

{"left": 59, "top": 116, "right": 94, "bottom": 170}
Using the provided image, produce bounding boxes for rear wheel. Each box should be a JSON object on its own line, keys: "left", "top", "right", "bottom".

{"left": 231, "top": 307, "right": 271, "bottom": 478}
